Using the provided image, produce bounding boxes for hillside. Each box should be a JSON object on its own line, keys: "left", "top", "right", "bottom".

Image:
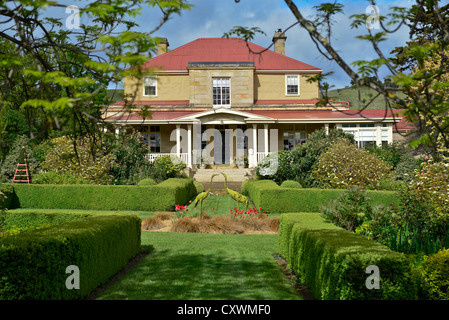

{"left": 324, "top": 86, "right": 405, "bottom": 110}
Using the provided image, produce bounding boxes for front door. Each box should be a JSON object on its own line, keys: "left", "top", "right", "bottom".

{"left": 214, "top": 125, "right": 230, "bottom": 164}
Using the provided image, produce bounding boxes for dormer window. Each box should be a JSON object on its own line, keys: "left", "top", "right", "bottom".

{"left": 212, "top": 77, "right": 231, "bottom": 107}
{"left": 286, "top": 75, "right": 300, "bottom": 96}
{"left": 144, "top": 76, "right": 157, "bottom": 96}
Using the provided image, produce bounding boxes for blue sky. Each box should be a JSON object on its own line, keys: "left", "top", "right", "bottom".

{"left": 51, "top": 0, "right": 447, "bottom": 89}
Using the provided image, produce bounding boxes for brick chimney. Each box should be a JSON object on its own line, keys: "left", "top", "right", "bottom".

{"left": 272, "top": 29, "right": 286, "bottom": 55}
{"left": 156, "top": 37, "right": 169, "bottom": 56}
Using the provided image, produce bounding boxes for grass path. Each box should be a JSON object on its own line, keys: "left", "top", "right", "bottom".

{"left": 95, "top": 231, "right": 302, "bottom": 300}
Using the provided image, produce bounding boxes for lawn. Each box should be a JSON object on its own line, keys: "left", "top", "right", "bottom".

{"left": 94, "top": 231, "right": 302, "bottom": 300}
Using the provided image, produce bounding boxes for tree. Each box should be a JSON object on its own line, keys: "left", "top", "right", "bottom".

{"left": 0, "top": 0, "right": 192, "bottom": 156}
{"left": 231, "top": 0, "right": 449, "bottom": 157}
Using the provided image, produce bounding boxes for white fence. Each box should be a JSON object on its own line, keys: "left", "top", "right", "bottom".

{"left": 147, "top": 153, "right": 189, "bottom": 164}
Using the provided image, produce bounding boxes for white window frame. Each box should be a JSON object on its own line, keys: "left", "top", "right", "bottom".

{"left": 212, "top": 77, "right": 231, "bottom": 107}
{"left": 143, "top": 76, "right": 157, "bottom": 97}
{"left": 285, "top": 74, "right": 300, "bottom": 96}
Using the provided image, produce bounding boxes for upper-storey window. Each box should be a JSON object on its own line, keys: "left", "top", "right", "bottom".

{"left": 286, "top": 75, "right": 300, "bottom": 96}
{"left": 144, "top": 76, "right": 157, "bottom": 96}
{"left": 212, "top": 77, "right": 230, "bottom": 106}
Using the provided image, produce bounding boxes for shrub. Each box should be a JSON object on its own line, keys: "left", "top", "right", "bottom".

{"left": 32, "top": 171, "right": 87, "bottom": 184}
{"left": 243, "top": 180, "right": 399, "bottom": 214}
{"left": 288, "top": 128, "right": 355, "bottom": 187}
{"left": 320, "top": 187, "right": 373, "bottom": 232}
{"left": 42, "top": 135, "right": 114, "bottom": 184}
{"left": 0, "top": 135, "right": 39, "bottom": 181}
{"left": 279, "top": 213, "right": 417, "bottom": 300}
{"left": 109, "top": 132, "right": 153, "bottom": 185}
{"left": 150, "top": 155, "right": 186, "bottom": 182}
{"left": 394, "top": 151, "right": 419, "bottom": 183}
{"left": 397, "top": 157, "right": 449, "bottom": 246}
{"left": 256, "top": 128, "right": 354, "bottom": 186}
{"left": 10, "top": 178, "right": 195, "bottom": 211}
{"left": 257, "top": 150, "right": 295, "bottom": 184}
{"left": 312, "top": 138, "right": 392, "bottom": 189}
{"left": 377, "top": 178, "right": 406, "bottom": 191}
{"left": 364, "top": 142, "right": 404, "bottom": 168}
{"left": 137, "top": 178, "right": 157, "bottom": 186}
{"left": 280, "top": 180, "right": 302, "bottom": 189}
{"left": 419, "top": 249, "right": 449, "bottom": 300}
{"left": 0, "top": 214, "right": 141, "bottom": 299}
{"left": 193, "top": 180, "right": 205, "bottom": 195}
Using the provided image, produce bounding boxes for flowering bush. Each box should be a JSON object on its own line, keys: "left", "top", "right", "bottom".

{"left": 398, "top": 157, "right": 449, "bottom": 241}
{"left": 312, "top": 138, "right": 392, "bottom": 189}
{"left": 42, "top": 136, "right": 115, "bottom": 184}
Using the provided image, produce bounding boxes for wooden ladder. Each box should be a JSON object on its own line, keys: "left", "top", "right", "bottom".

{"left": 12, "top": 147, "right": 30, "bottom": 184}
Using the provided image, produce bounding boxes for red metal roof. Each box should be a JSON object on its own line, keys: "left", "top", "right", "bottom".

{"left": 111, "top": 100, "right": 189, "bottom": 106}
{"left": 142, "top": 38, "right": 322, "bottom": 71}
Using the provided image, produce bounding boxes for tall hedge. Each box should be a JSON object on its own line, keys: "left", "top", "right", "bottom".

{"left": 279, "top": 213, "right": 418, "bottom": 300}
{"left": 242, "top": 180, "right": 399, "bottom": 214}
{"left": 0, "top": 214, "right": 141, "bottom": 300}
{"left": 6, "top": 178, "right": 195, "bottom": 211}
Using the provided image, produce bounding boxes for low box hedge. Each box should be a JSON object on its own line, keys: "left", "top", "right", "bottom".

{"left": 0, "top": 214, "right": 141, "bottom": 300}
{"left": 242, "top": 180, "right": 399, "bottom": 213}
{"left": 279, "top": 213, "right": 418, "bottom": 300}
{"left": 5, "top": 178, "right": 195, "bottom": 211}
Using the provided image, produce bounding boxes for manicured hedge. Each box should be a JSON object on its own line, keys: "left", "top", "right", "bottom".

{"left": 0, "top": 183, "right": 14, "bottom": 209}
{"left": 242, "top": 180, "right": 399, "bottom": 213}
{"left": 0, "top": 214, "right": 141, "bottom": 300}
{"left": 5, "top": 178, "right": 195, "bottom": 211}
{"left": 279, "top": 213, "right": 418, "bottom": 300}
{"left": 0, "top": 209, "right": 139, "bottom": 231}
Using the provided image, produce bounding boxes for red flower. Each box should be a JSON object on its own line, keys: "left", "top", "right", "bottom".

{"left": 212, "top": 207, "right": 215, "bottom": 210}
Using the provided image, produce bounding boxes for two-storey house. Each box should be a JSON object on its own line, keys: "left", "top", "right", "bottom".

{"left": 105, "top": 32, "right": 407, "bottom": 169}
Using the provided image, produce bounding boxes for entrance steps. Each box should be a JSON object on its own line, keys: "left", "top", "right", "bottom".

{"left": 193, "top": 167, "right": 256, "bottom": 184}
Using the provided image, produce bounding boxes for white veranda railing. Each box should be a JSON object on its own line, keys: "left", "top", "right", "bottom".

{"left": 147, "top": 153, "right": 188, "bottom": 165}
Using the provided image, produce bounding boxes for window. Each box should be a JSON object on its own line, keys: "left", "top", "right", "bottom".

{"left": 138, "top": 126, "right": 149, "bottom": 144}
{"left": 144, "top": 77, "right": 157, "bottom": 96}
{"left": 149, "top": 126, "right": 160, "bottom": 153}
{"left": 286, "top": 75, "right": 299, "bottom": 95}
{"left": 212, "top": 78, "right": 230, "bottom": 106}
{"left": 283, "top": 131, "right": 306, "bottom": 150}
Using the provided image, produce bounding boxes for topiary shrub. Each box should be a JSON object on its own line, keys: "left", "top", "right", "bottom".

{"left": 193, "top": 180, "right": 204, "bottom": 195}
{"left": 280, "top": 180, "right": 302, "bottom": 189}
{"left": 137, "top": 178, "right": 157, "bottom": 186}
{"left": 312, "top": 138, "right": 392, "bottom": 189}
{"left": 419, "top": 249, "right": 449, "bottom": 300}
